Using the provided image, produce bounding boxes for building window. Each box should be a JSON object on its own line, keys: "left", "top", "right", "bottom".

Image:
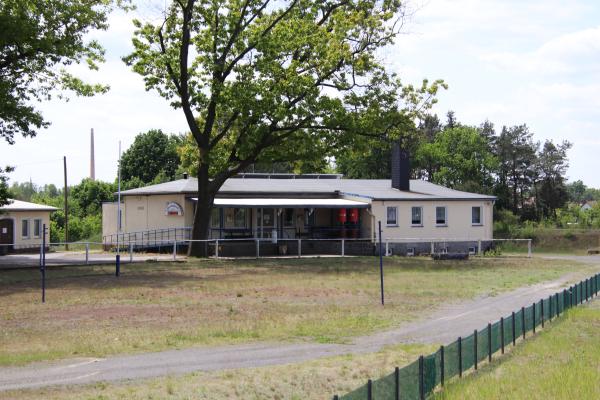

{"left": 386, "top": 206, "right": 398, "bottom": 226}
{"left": 472, "top": 206, "right": 482, "bottom": 225}
{"left": 33, "top": 219, "right": 42, "bottom": 238}
{"left": 233, "top": 208, "right": 247, "bottom": 228}
{"left": 436, "top": 206, "right": 447, "bottom": 226}
{"left": 21, "top": 219, "right": 29, "bottom": 239}
{"left": 284, "top": 209, "right": 295, "bottom": 227}
{"left": 411, "top": 207, "right": 423, "bottom": 226}
{"left": 211, "top": 208, "right": 220, "bottom": 228}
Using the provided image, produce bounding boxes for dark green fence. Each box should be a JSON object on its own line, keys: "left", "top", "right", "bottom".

{"left": 333, "top": 273, "right": 600, "bottom": 400}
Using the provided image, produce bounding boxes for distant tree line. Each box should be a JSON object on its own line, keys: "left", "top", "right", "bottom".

{"left": 336, "top": 111, "right": 573, "bottom": 223}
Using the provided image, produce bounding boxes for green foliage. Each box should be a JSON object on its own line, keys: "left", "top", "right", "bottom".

{"left": 0, "top": 167, "right": 13, "bottom": 208}
{"left": 69, "top": 178, "right": 115, "bottom": 218}
{"left": 0, "top": 0, "right": 130, "bottom": 143}
{"left": 120, "top": 130, "right": 181, "bottom": 185}
{"left": 123, "top": 0, "right": 426, "bottom": 250}
{"left": 415, "top": 126, "right": 497, "bottom": 193}
{"left": 23, "top": 178, "right": 114, "bottom": 242}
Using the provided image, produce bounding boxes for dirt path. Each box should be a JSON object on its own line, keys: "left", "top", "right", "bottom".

{"left": 1, "top": 255, "right": 598, "bottom": 392}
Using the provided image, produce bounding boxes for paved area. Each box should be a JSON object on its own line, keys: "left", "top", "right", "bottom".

{"left": 0, "top": 251, "right": 180, "bottom": 269}
{"left": 1, "top": 254, "right": 597, "bottom": 391}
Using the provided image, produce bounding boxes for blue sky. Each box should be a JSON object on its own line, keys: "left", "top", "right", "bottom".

{"left": 2, "top": 0, "right": 599, "bottom": 187}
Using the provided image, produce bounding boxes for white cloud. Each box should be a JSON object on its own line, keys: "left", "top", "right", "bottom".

{"left": 482, "top": 26, "right": 600, "bottom": 75}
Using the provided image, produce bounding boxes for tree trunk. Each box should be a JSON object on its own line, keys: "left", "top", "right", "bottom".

{"left": 188, "top": 161, "right": 215, "bottom": 257}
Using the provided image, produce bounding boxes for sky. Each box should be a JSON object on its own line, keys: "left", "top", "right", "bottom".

{"left": 2, "top": 0, "right": 599, "bottom": 188}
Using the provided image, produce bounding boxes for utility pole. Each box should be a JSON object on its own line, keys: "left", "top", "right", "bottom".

{"left": 63, "top": 156, "right": 68, "bottom": 250}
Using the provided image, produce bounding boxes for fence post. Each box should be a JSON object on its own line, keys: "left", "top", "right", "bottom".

{"left": 512, "top": 311, "right": 516, "bottom": 346}
{"left": 541, "top": 298, "right": 545, "bottom": 328}
{"left": 532, "top": 302, "right": 536, "bottom": 334}
{"left": 440, "top": 346, "right": 445, "bottom": 387}
{"left": 473, "top": 329, "right": 478, "bottom": 370}
{"left": 557, "top": 293, "right": 560, "bottom": 317}
{"left": 298, "top": 239, "right": 301, "bottom": 258}
{"left": 173, "top": 240, "right": 177, "bottom": 261}
{"left": 527, "top": 239, "right": 532, "bottom": 258}
{"left": 341, "top": 239, "right": 345, "bottom": 257}
{"left": 458, "top": 336, "right": 463, "bottom": 377}
{"left": 367, "top": 379, "right": 373, "bottom": 400}
{"left": 215, "top": 239, "right": 219, "bottom": 259}
{"left": 487, "top": 322, "right": 492, "bottom": 363}
{"left": 129, "top": 243, "right": 133, "bottom": 263}
{"left": 521, "top": 307, "right": 526, "bottom": 339}
{"left": 478, "top": 240, "right": 482, "bottom": 256}
{"left": 500, "top": 317, "right": 505, "bottom": 354}
{"left": 85, "top": 243, "right": 89, "bottom": 265}
{"left": 430, "top": 241, "right": 434, "bottom": 255}
{"left": 418, "top": 355, "right": 424, "bottom": 400}
{"left": 395, "top": 366, "right": 400, "bottom": 400}
{"left": 256, "top": 239, "right": 260, "bottom": 259}
{"left": 586, "top": 279, "right": 589, "bottom": 302}
{"left": 385, "top": 239, "right": 389, "bottom": 257}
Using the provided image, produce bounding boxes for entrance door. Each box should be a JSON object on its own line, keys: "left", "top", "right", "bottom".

{"left": 0, "top": 219, "right": 14, "bottom": 254}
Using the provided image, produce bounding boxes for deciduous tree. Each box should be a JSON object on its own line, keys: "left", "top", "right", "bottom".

{"left": 124, "top": 0, "right": 414, "bottom": 256}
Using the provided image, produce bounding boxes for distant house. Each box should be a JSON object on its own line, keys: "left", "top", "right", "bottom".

{"left": 103, "top": 147, "right": 496, "bottom": 256}
{"left": 581, "top": 201, "right": 597, "bottom": 211}
{"left": 0, "top": 199, "right": 57, "bottom": 254}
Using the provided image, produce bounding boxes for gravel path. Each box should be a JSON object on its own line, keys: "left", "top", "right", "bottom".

{"left": 1, "top": 255, "right": 598, "bottom": 392}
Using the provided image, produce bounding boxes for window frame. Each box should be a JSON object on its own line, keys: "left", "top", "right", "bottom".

{"left": 435, "top": 206, "right": 447, "bottom": 226}
{"left": 33, "top": 218, "right": 42, "bottom": 238}
{"left": 472, "top": 206, "right": 483, "bottom": 226}
{"left": 386, "top": 206, "right": 398, "bottom": 227}
{"left": 21, "top": 219, "right": 30, "bottom": 239}
{"left": 411, "top": 206, "right": 423, "bottom": 227}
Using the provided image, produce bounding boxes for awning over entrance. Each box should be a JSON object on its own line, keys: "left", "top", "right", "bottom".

{"left": 191, "top": 198, "right": 370, "bottom": 209}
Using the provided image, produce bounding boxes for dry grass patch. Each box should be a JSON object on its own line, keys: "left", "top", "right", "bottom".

{"left": 2, "top": 342, "right": 438, "bottom": 400}
{"left": 0, "top": 256, "right": 594, "bottom": 366}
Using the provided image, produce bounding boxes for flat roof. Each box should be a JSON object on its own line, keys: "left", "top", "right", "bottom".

{"left": 0, "top": 199, "right": 58, "bottom": 212}
{"left": 205, "top": 198, "right": 370, "bottom": 208}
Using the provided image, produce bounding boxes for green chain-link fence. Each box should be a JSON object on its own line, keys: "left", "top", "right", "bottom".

{"left": 333, "top": 273, "right": 600, "bottom": 400}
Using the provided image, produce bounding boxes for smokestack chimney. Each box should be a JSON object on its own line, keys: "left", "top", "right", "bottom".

{"left": 90, "top": 128, "right": 95, "bottom": 181}
{"left": 391, "top": 142, "right": 410, "bottom": 191}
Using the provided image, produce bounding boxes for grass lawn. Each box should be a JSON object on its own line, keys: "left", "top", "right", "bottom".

{"left": 0, "top": 256, "right": 594, "bottom": 366}
{"left": 433, "top": 300, "right": 600, "bottom": 400}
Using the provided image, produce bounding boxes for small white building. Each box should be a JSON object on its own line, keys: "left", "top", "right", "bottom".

{"left": 0, "top": 199, "right": 57, "bottom": 254}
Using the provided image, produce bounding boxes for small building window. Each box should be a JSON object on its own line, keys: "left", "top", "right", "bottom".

{"left": 284, "top": 209, "right": 295, "bottom": 227}
{"left": 233, "top": 208, "right": 247, "bottom": 228}
{"left": 22, "top": 219, "right": 29, "bottom": 239}
{"left": 386, "top": 206, "right": 398, "bottom": 226}
{"left": 33, "top": 219, "right": 42, "bottom": 238}
{"left": 436, "top": 206, "right": 447, "bottom": 226}
{"left": 472, "top": 206, "right": 482, "bottom": 225}
{"left": 411, "top": 207, "right": 423, "bottom": 226}
{"left": 211, "top": 208, "right": 221, "bottom": 228}
{"left": 165, "top": 202, "right": 183, "bottom": 216}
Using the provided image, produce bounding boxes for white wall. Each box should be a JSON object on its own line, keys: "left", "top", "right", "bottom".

{"left": 371, "top": 200, "right": 494, "bottom": 241}
{"left": 1, "top": 210, "right": 53, "bottom": 248}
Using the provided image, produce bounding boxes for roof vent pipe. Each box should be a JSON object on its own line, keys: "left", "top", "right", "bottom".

{"left": 391, "top": 142, "right": 410, "bottom": 191}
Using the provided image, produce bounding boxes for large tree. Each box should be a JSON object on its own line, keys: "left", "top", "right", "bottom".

{"left": 125, "top": 0, "right": 414, "bottom": 256}
{"left": 415, "top": 126, "right": 497, "bottom": 193}
{"left": 0, "top": 0, "right": 129, "bottom": 205}
{"left": 534, "top": 140, "right": 572, "bottom": 218}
